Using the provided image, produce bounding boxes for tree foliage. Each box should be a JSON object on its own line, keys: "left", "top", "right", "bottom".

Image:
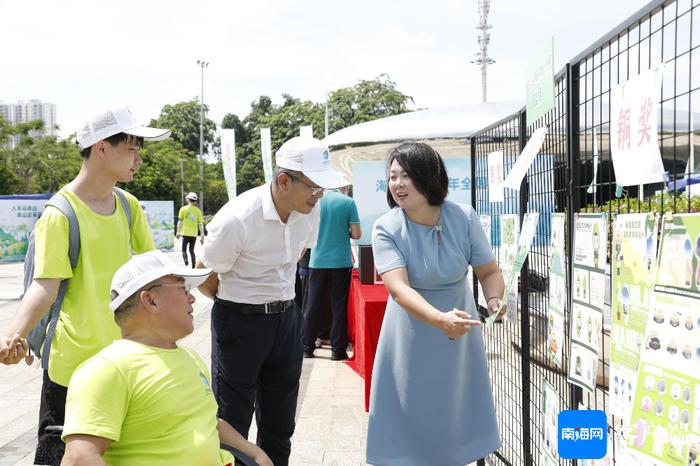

{"left": 2, "top": 75, "right": 412, "bottom": 215}
{"left": 150, "top": 99, "right": 219, "bottom": 157}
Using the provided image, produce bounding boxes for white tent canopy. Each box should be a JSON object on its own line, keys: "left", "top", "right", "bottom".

{"left": 322, "top": 101, "right": 524, "bottom": 147}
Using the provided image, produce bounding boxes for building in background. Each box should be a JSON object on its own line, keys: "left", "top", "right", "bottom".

{"left": 0, "top": 99, "right": 57, "bottom": 148}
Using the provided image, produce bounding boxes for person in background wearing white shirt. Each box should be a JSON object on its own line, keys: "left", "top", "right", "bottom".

{"left": 196, "top": 136, "right": 348, "bottom": 466}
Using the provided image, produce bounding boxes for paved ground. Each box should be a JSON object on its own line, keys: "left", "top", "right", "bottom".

{"left": 0, "top": 248, "right": 370, "bottom": 466}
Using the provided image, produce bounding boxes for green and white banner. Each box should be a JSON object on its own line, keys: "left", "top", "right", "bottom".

{"left": 610, "top": 213, "right": 658, "bottom": 422}
{"left": 627, "top": 213, "right": 700, "bottom": 465}
{"left": 500, "top": 214, "right": 519, "bottom": 321}
{"left": 486, "top": 212, "right": 539, "bottom": 328}
{"left": 260, "top": 127, "right": 273, "bottom": 183}
{"left": 568, "top": 213, "right": 608, "bottom": 393}
{"left": 0, "top": 197, "right": 48, "bottom": 263}
{"left": 540, "top": 377, "right": 560, "bottom": 466}
{"left": 220, "top": 129, "right": 237, "bottom": 201}
{"left": 546, "top": 213, "right": 566, "bottom": 368}
{"left": 525, "top": 38, "right": 555, "bottom": 126}
{"left": 141, "top": 200, "right": 175, "bottom": 252}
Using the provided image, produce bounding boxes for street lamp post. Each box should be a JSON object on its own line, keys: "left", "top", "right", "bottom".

{"left": 196, "top": 59, "right": 209, "bottom": 212}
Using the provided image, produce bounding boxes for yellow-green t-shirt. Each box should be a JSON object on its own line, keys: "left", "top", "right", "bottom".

{"left": 63, "top": 340, "right": 235, "bottom": 466}
{"left": 178, "top": 204, "right": 203, "bottom": 237}
{"left": 32, "top": 188, "right": 154, "bottom": 387}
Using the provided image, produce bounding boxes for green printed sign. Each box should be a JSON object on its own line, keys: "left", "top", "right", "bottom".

{"left": 486, "top": 212, "right": 539, "bottom": 328}
{"left": 627, "top": 213, "right": 700, "bottom": 465}
{"left": 610, "top": 213, "right": 658, "bottom": 422}
{"left": 525, "top": 38, "right": 555, "bottom": 126}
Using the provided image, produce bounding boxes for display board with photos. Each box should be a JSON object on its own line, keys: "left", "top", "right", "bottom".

{"left": 626, "top": 213, "right": 700, "bottom": 466}
{"left": 568, "top": 213, "right": 608, "bottom": 393}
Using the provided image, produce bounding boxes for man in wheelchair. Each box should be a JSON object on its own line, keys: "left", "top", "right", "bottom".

{"left": 60, "top": 250, "right": 272, "bottom": 466}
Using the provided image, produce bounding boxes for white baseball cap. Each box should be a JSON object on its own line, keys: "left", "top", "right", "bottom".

{"left": 76, "top": 107, "right": 171, "bottom": 149}
{"left": 109, "top": 250, "right": 211, "bottom": 311}
{"left": 186, "top": 192, "right": 198, "bottom": 201}
{"left": 276, "top": 136, "right": 349, "bottom": 189}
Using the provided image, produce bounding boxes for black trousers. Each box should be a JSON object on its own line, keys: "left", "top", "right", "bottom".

{"left": 34, "top": 370, "right": 67, "bottom": 465}
{"left": 301, "top": 267, "right": 351, "bottom": 352}
{"left": 211, "top": 299, "right": 303, "bottom": 466}
{"left": 181, "top": 235, "right": 196, "bottom": 267}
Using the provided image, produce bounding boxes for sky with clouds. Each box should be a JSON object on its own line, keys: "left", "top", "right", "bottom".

{"left": 1, "top": 0, "right": 650, "bottom": 137}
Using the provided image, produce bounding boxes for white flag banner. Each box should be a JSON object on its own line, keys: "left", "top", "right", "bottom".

{"left": 503, "top": 127, "right": 548, "bottom": 190}
{"left": 299, "top": 125, "right": 313, "bottom": 138}
{"left": 610, "top": 66, "right": 665, "bottom": 186}
{"left": 260, "top": 128, "right": 273, "bottom": 183}
{"left": 220, "top": 129, "right": 237, "bottom": 200}
{"left": 487, "top": 150, "right": 505, "bottom": 203}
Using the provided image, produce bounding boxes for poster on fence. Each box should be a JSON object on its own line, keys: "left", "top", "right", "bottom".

{"left": 546, "top": 212, "right": 566, "bottom": 368}
{"left": 487, "top": 150, "right": 504, "bottom": 203}
{"left": 610, "top": 66, "right": 665, "bottom": 186}
{"left": 478, "top": 214, "right": 492, "bottom": 309}
{"left": 141, "top": 201, "right": 175, "bottom": 252}
{"left": 568, "top": 213, "right": 607, "bottom": 393}
{"left": 486, "top": 212, "right": 539, "bottom": 328}
{"left": 500, "top": 214, "right": 519, "bottom": 321}
{"left": 540, "top": 377, "right": 560, "bottom": 466}
{"left": 0, "top": 196, "right": 49, "bottom": 263}
{"left": 610, "top": 213, "right": 658, "bottom": 422}
{"left": 626, "top": 213, "right": 700, "bottom": 465}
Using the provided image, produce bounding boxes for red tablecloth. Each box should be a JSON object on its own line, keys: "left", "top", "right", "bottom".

{"left": 346, "top": 272, "right": 389, "bottom": 412}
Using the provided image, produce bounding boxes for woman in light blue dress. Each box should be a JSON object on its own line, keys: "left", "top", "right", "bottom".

{"left": 367, "top": 143, "right": 505, "bottom": 466}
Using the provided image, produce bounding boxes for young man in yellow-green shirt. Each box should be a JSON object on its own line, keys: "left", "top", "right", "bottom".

{"left": 0, "top": 107, "right": 169, "bottom": 464}
{"left": 176, "top": 192, "right": 204, "bottom": 268}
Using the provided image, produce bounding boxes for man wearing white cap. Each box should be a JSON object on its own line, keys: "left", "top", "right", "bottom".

{"left": 176, "top": 191, "right": 205, "bottom": 268}
{"left": 61, "top": 251, "right": 272, "bottom": 466}
{"left": 197, "top": 136, "right": 348, "bottom": 466}
{"left": 0, "top": 107, "right": 169, "bottom": 464}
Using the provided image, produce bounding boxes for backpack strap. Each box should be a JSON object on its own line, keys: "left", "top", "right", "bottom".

{"left": 31, "top": 189, "right": 132, "bottom": 368}
{"left": 113, "top": 187, "right": 133, "bottom": 230}
{"left": 38, "top": 193, "right": 80, "bottom": 368}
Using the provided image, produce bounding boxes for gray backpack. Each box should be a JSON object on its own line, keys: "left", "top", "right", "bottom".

{"left": 23, "top": 188, "right": 132, "bottom": 368}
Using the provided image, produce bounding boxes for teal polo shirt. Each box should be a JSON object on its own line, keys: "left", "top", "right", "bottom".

{"left": 309, "top": 190, "right": 360, "bottom": 269}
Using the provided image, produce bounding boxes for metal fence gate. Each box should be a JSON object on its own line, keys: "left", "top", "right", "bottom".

{"left": 469, "top": 0, "right": 699, "bottom": 464}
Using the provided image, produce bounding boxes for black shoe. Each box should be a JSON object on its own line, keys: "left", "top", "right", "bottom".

{"left": 331, "top": 349, "right": 348, "bottom": 361}
{"left": 303, "top": 348, "right": 315, "bottom": 359}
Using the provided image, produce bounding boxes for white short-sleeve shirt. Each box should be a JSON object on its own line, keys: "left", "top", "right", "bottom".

{"left": 201, "top": 183, "right": 320, "bottom": 304}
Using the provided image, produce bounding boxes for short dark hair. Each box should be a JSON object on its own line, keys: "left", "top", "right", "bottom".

{"left": 80, "top": 133, "right": 145, "bottom": 159}
{"left": 273, "top": 167, "right": 303, "bottom": 186}
{"left": 385, "top": 142, "right": 449, "bottom": 208}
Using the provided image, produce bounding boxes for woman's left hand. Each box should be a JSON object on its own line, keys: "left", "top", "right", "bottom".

{"left": 487, "top": 297, "right": 506, "bottom": 320}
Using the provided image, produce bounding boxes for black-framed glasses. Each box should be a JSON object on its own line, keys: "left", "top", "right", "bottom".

{"left": 286, "top": 173, "right": 325, "bottom": 196}
{"left": 146, "top": 283, "right": 192, "bottom": 295}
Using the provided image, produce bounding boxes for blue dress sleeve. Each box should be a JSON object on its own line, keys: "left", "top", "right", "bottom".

{"left": 372, "top": 213, "right": 406, "bottom": 274}
{"left": 465, "top": 205, "right": 495, "bottom": 267}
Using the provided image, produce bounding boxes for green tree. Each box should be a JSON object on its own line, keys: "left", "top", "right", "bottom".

{"left": 125, "top": 139, "right": 197, "bottom": 205}
{"left": 221, "top": 113, "right": 248, "bottom": 146}
{"left": 150, "top": 100, "right": 218, "bottom": 157}
{"left": 327, "top": 74, "right": 413, "bottom": 133}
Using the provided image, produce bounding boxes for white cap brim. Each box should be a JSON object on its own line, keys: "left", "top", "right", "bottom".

{"left": 124, "top": 125, "right": 171, "bottom": 141}
{"left": 172, "top": 267, "right": 212, "bottom": 289}
{"left": 109, "top": 267, "right": 212, "bottom": 311}
{"left": 305, "top": 170, "right": 349, "bottom": 189}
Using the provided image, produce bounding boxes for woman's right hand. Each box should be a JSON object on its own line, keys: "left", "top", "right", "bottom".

{"left": 438, "top": 310, "right": 481, "bottom": 340}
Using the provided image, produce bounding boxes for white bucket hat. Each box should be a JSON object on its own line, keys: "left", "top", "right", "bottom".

{"left": 109, "top": 250, "right": 211, "bottom": 311}
{"left": 276, "top": 136, "right": 348, "bottom": 189}
{"left": 76, "top": 107, "right": 171, "bottom": 149}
